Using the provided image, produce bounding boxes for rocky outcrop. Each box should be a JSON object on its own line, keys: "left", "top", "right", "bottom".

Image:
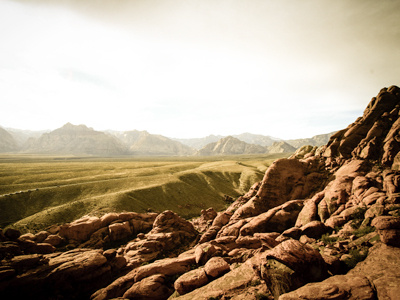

{"left": 324, "top": 85, "right": 400, "bottom": 166}
{"left": 279, "top": 243, "right": 400, "bottom": 299}
{"left": 257, "top": 239, "right": 328, "bottom": 298}
{"left": 2, "top": 86, "right": 400, "bottom": 300}
{"left": 0, "top": 248, "right": 114, "bottom": 299}
{"left": 230, "top": 157, "right": 327, "bottom": 220}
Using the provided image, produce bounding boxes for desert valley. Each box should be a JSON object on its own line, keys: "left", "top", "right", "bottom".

{"left": 1, "top": 86, "right": 400, "bottom": 300}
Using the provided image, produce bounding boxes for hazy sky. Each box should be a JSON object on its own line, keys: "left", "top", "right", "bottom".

{"left": 1, "top": 0, "right": 399, "bottom": 139}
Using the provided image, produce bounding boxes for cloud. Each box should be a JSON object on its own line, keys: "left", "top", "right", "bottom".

{"left": 1, "top": 0, "right": 399, "bottom": 138}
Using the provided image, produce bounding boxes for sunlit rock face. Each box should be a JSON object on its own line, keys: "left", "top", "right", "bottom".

{"left": 2, "top": 86, "right": 400, "bottom": 300}
{"left": 324, "top": 85, "right": 400, "bottom": 166}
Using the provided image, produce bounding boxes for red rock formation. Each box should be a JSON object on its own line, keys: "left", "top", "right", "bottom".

{"left": 2, "top": 86, "right": 400, "bottom": 300}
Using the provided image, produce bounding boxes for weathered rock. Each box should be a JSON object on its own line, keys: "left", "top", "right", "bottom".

{"left": 239, "top": 200, "right": 304, "bottom": 236}
{"left": 173, "top": 259, "right": 259, "bottom": 300}
{"left": 0, "top": 249, "right": 112, "bottom": 300}
{"left": 324, "top": 86, "right": 400, "bottom": 161}
{"left": 279, "top": 274, "right": 375, "bottom": 300}
{"left": 372, "top": 216, "right": 400, "bottom": 246}
{"left": 279, "top": 227, "right": 302, "bottom": 240}
{"left": 191, "top": 208, "right": 218, "bottom": 233}
{"left": 35, "top": 231, "right": 49, "bottom": 243}
{"left": 123, "top": 274, "right": 173, "bottom": 300}
{"left": 0, "top": 241, "right": 22, "bottom": 259}
{"left": 92, "top": 256, "right": 195, "bottom": 300}
{"left": 295, "top": 192, "right": 324, "bottom": 227}
{"left": 19, "top": 232, "right": 36, "bottom": 241}
{"left": 235, "top": 236, "right": 262, "bottom": 249}
{"left": 43, "top": 234, "right": 64, "bottom": 247}
{"left": 109, "top": 221, "right": 132, "bottom": 242}
{"left": 281, "top": 242, "right": 400, "bottom": 300}
{"left": 204, "top": 256, "right": 230, "bottom": 278}
{"left": 300, "top": 221, "right": 330, "bottom": 239}
{"left": 4, "top": 228, "right": 21, "bottom": 241}
{"left": 198, "top": 212, "right": 232, "bottom": 243}
{"left": 59, "top": 216, "right": 102, "bottom": 242}
{"left": 194, "top": 243, "right": 217, "bottom": 265}
{"left": 259, "top": 239, "right": 328, "bottom": 298}
{"left": 231, "top": 158, "right": 325, "bottom": 220}
{"left": 253, "top": 232, "right": 280, "bottom": 249}
{"left": 174, "top": 268, "right": 209, "bottom": 295}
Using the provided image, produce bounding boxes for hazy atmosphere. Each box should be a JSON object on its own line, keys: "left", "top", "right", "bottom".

{"left": 1, "top": 0, "right": 399, "bottom": 139}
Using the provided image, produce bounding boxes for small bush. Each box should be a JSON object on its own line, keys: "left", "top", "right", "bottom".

{"left": 255, "top": 292, "right": 271, "bottom": 300}
{"left": 321, "top": 233, "right": 339, "bottom": 245}
{"left": 343, "top": 247, "right": 368, "bottom": 269}
{"left": 350, "top": 207, "right": 368, "bottom": 229}
{"left": 353, "top": 225, "right": 375, "bottom": 238}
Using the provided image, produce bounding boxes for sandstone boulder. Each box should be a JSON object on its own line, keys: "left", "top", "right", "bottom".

{"left": 300, "top": 220, "right": 330, "bottom": 239}
{"left": 279, "top": 274, "right": 375, "bottom": 300}
{"left": 0, "top": 249, "right": 112, "bottom": 300}
{"left": 258, "top": 239, "right": 328, "bottom": 298}
{"left": 204, "top": 256, "right": 230, "bottom": 278}
{"left": 280, "top": 242, "right": 400, "bottom": 300}
{"left": 372, "top": 216, "right": 400, "bottom": 247}
{"left": 174, "top": 268, "right": 209, "bottom": 295}
{"left": 59, "top": 216, "right": 102, "bottom": 242}
{"left": 231, "top": 158, "right": 325, "bottom": 220}
{"left": 123, "top": 274, "right": 173, "bottom": 300}
{"left": 172, "top": 259, "right": 259, "bottom": 300}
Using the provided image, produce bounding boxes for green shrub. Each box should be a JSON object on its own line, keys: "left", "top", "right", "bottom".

{"left": 255, "top": 293, "right": 270, "bottom": 300}
{"left": 350, "top": 207, "right": 368, "bottom": 229}
{"left": 343, "top": 247, "right": 368, "bottom": 269}
{"left": 321, "top": 233, "right": 339, "bottom": 245}
{"left": 353, "top": 225, "right": 375, "bottom": 238}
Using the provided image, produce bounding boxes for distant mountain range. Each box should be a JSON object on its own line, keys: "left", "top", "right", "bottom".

{"left": 0, "top": 123, "right": 334, "bottom": 156}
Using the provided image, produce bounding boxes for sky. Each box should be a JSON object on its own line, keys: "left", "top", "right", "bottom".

{"left": 1, "top": 0, "right": 399, "bottom": 139}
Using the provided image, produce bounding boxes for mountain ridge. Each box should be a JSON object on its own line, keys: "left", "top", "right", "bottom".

{"left": 1, "top": 124, "right": 333, "bottom": 156}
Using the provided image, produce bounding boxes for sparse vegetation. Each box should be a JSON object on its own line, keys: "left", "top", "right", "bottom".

{"left": 353, "top": 225, "right": 375, "bottom": 238}
{"left": 343, "top": 247, "right": 369, "bottom": 269}
{"left": 350, "top": 207, "right": 368, "bottom": 229}
{"left": 321, "top": 233, "right": 340, "bottom": 245}
{"left": 0, "top": 153, "right": 288, "bottom": 232}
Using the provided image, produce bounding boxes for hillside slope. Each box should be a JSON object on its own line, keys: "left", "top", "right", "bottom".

{"left": 196, "top": 136, "right": 267, "bottom": 156}
{"left": 23, "top": 123, "right": 128, "bottom": 156}
{"left": 0, "top": 127, "right": 18, "bottom": 152}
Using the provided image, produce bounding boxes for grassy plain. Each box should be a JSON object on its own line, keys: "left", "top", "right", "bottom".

{"left": 0, "top": 153, "right": 289, "bottom": 232}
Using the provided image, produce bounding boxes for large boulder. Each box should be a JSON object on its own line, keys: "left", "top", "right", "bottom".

{"left": 258, "top": 239, "right": 328, "bottom": 298}
{"left": 59, "top": 216, "right": 102, "bottom": 242}
{"left": 0, "top": 249, "right": 112, "bottom": 300}
{"left": 173, "top": 259, "right": 259, "bottom": 300}
{"left": 239, "top": 200, "right": 304, "bottom": 236}
{"left": 174, "top": 268, "right": 209, "bottom": 295}
{"left": 372, "top": 216, "right": 400, "bottom": 247}
{"left": 123, "top": 274, "right": 173, "bottom": 300}
{"left": 91, "top": 256, "right": 195, "bottom": 300}
{"left": 204, "top": 256, "right": 230, "bottom": 278}
{"left": 280, "top": 242, "right": 400, "bottom": 300}
{"left": 231, "top": 158, "right": 326, "bottom": 220}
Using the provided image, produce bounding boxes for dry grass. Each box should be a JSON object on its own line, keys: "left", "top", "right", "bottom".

{"left": 0, "top": 153, "right": 289, "bottom": 232}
